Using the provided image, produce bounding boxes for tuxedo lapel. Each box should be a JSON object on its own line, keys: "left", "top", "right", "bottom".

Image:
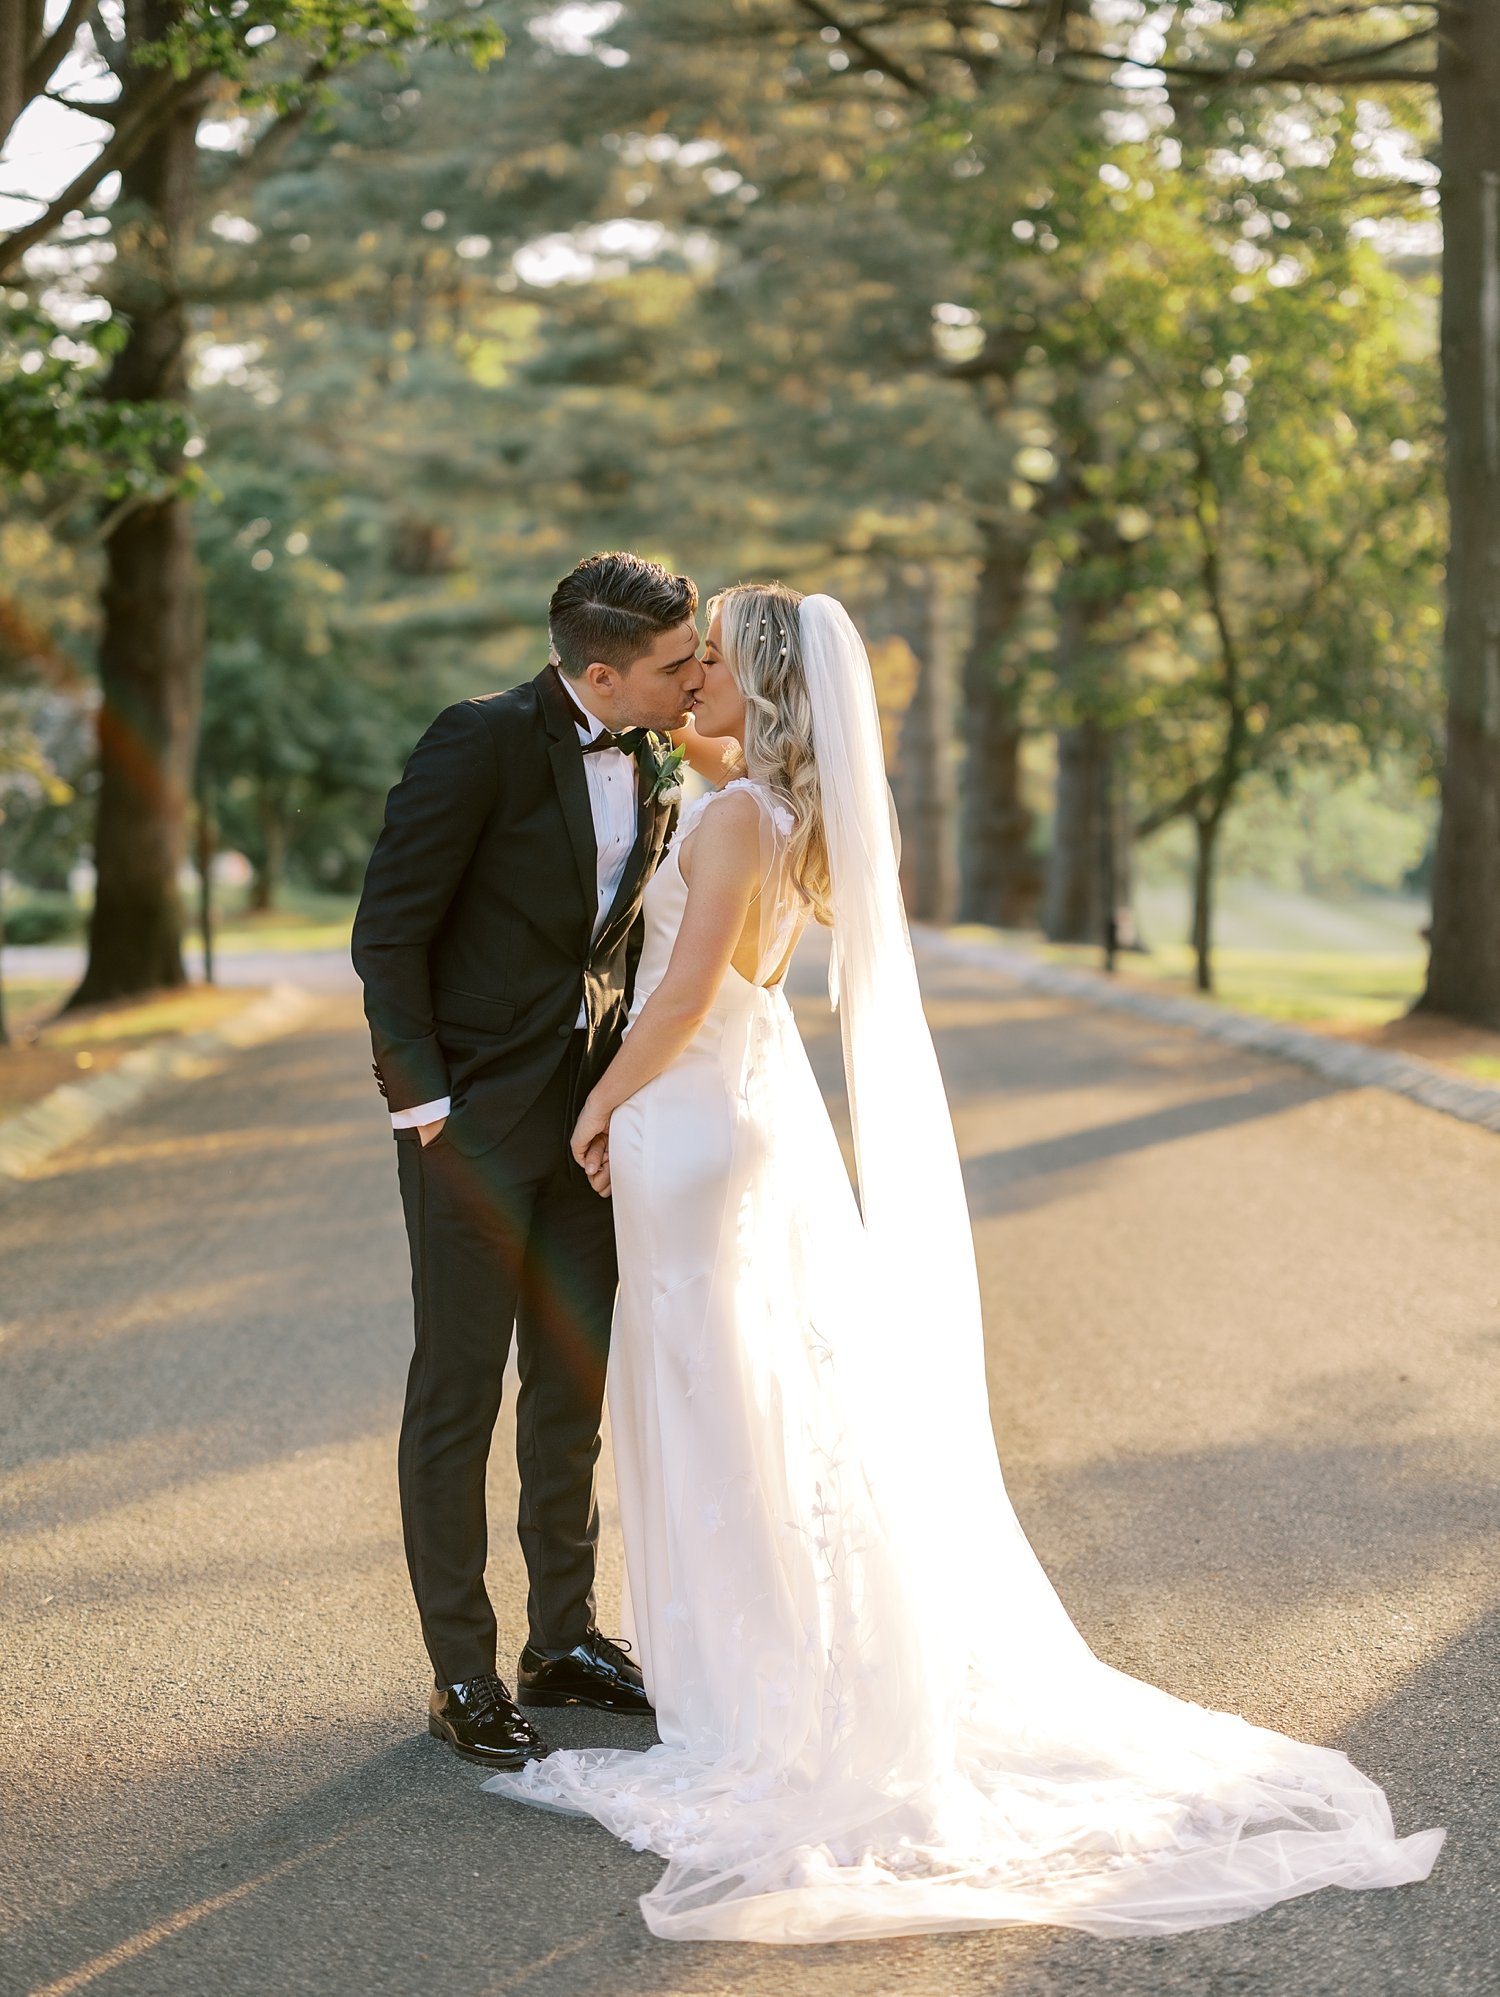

{"left": 537, "top": 667, "right": 597, "bottom": 915}
{"left": 599, "top": 763, "right": 671, "bottom": 944}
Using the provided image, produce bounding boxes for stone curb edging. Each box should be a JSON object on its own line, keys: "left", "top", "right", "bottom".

{"left": 914, "top": 927, "right": 1500, "bottom": 1138}
{"left": 0, "top": 981, "right": 317, "bottom": 1183}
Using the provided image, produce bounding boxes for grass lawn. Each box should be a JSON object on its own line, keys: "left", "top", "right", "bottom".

{"left": 1030, "top": 938, "right": 1428, "bottom": 1027}
{"left": 957, "top": 876, "right": 1500, "bottom": 1087}
{"left": 185, "top": 887, "right": 357, "bottom": 956}
{"left": 0, "top": 888, "right": 350, "bottom": 1124}
{"left": 6, "top": 880, "right": 1496, "bottom": 1107}
{"left": 0, "top": 980, "right": 264, "bottom": 1124}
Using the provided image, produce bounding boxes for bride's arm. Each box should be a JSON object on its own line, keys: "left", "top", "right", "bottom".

{"left": 571, "top": 791, "right": 762, "bottom": 1193}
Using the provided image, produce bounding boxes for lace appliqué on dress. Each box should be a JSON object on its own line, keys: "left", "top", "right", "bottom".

{"left": 680, "top": 776, "right": 796, "bottom": 843}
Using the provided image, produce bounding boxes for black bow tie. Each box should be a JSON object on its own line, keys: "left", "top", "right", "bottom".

{"left": 580, "top": 727, "right": 649, "bottom": 757}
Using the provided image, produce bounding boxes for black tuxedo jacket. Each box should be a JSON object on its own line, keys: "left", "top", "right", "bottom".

{"left": 351, "top": 665, "right": 674, "bottom": 1158}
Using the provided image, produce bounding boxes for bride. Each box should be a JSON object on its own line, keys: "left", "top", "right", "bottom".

{"left": 484, "top": 585, "right": 1443, "bottom": 1944}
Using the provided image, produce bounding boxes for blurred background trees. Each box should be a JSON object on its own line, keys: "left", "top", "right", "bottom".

{"left": 2, "top": 0, "right": 1486, "bottom": 1023}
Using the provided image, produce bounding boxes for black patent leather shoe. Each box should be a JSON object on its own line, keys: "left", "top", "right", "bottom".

{"left": 428, "top": 1672, "right": 545, "bottom": 1767}
{"left": 516, "top": 1628, "right": 653, "bottom": 1714}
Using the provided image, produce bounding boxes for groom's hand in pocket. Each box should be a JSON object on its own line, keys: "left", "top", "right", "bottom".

{"left": 418, "top": 1116, "right": 447, "bottom": 1148}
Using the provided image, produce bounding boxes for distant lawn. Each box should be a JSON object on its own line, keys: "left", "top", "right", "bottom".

{"left": 187, "top": 887, "right": 356, "bottom": 955}
{"left": 10, "top": 878, "right": 1498, "bottom": 1092}
{"left": 966, "top": 877, "right": 1430, "bottom": 1029}
{"left": 0, "top": 890, "right": 344, "bottom": 1125}
{"left": 0, "top": 980, "right": 262, "bottom": 1123}
{"left": 1041, "top": 939, "right": 1427, "bottom": 1027}
{"left": 3, "top": 886, "right": 357, "bottom": 959}
{"left": 1133, "top": 878, "right": 1430, "bottom": 962}
{"left": 952, "top": 874, "right": 1500, "bottom": 1088}
{"left": 1, "top": 980, "right": 71, "bottom": 1037}
{"left": 44, "top": 987, "right": 256, "bottom": 1047}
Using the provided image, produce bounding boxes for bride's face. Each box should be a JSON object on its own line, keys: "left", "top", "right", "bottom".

{"left": 691, "top": 611, "right": 747, "bottom": 743}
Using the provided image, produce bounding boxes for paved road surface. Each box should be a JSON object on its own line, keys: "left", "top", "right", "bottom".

{"left": 1, "top": 944, "right": 1494, "bottom": 1996}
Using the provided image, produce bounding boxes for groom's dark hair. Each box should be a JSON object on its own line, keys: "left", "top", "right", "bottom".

{"left": 549, "top": 552, "right": 698, "bottom": 676}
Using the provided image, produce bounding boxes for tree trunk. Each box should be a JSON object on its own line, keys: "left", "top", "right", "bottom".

{"left": 69, "top": 6, "right": 206, "bottom": 1009}
{"left": 1042, "top": 522, "right": 1138, "bottom": 945}
{"left": 1111, "top": 751, "right": 1143, "bottom": 951}
{"left": 1045, "top": 714, "right": 1116, "bottom": 942}
{"left": 894, "top": 570, "right": 959, "bottom": 924}
{"left": 958, "top": 522, "right": 1040, "bottom": 926}
{"left": 195, "top": 777, "right": 215, "bottom": 983}
{"left": 250, "top": 788, "right": 285, "bottom": 914}
{"left": 1046, "top": 726, "right": 1141, "bottom": 947}
{"left": 0, "top": 0, "right": 35, "bottom": 156}
{"left": 1100, "top": 728, "right": 1119, "bottom": 971}
{"left": 1421, "top": 8, "right": 1500, "bottom": 1026}
{"left": 1191, "top": 810, "right": 1219, "bottom": 994}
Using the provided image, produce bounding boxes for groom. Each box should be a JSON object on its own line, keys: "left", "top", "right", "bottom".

{"left": 352, "top": 551, "right": 703, "bottom": 1767}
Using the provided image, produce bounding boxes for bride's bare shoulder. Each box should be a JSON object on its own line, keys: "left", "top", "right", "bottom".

{"left": 677, "top": 784, "right": 767, "bottom": 884}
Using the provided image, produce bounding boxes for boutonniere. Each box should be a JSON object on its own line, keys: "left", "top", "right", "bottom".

{"left": 644, "top": 740, "right": 687, "bottom": 806}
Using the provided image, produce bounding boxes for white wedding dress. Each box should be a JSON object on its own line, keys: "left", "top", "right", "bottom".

{"left": 486, "top": 599, "right": 1443, "bottom": 1944}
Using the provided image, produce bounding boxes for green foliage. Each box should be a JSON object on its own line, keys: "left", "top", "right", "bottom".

{"left": 2, "top": 892, "right": 83, "bottom": 945}
{"left": 195, "top": 455, "right": 437, "bottom": 896}
{"left": 0, "top": 684, "right": 82, "bottom": 1047}
{"left": 2, "top": 0, "right": 1449, "bottom": 979}
{"left": 820, "top": 40, "right": 1443, "bottom": 968}
{"left": 0, "top": 296, "right": 193, "bottom": 493}
{"left": 134, "top": 0, "right": 503, "bottom": 102}
{"left": 1141, "top": 763, "right": 1437, "bottom": 901}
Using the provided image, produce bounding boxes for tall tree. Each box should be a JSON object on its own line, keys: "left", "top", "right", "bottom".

{"left": 958, "top": 516, "right": 1040, "bottom": 926}
{"left": 72, "top": 4, "right": 213, "bottom": 1003}
{"left": 905, "top": 578, "right": 960, "bottom": 925}
{"left": 1423, "top": 2, "right": 1500, "bottom": 1023}
{"left": 1114, "top": 224, "right": 1442, "bottom": 992}
{"left": 782, "top": 2, "right": 1487, "bottom": 1014}
{"left": 2, "top": 0, "right": 501, "bottom": 1005}
{"left": 790, "top": 3, "right": 1486, "bottom": 1014}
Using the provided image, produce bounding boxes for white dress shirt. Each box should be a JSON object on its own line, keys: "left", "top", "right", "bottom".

{"left": 391, "top": 674, "right": 640, "bottom": 1129}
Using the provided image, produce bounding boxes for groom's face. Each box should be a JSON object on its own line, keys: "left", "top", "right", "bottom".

{"left": 587, "top": 619, "right": 704, "bottom": 734}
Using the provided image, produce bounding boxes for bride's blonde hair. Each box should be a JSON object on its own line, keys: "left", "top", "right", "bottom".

{"left": 710, "top": 581, "right": 832, "bottom": 925}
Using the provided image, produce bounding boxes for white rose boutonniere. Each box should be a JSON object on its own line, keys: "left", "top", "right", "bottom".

{"left": 646, "top": 740, "right": 687, "bottom": 806}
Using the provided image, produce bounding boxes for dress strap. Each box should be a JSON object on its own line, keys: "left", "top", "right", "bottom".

{"left": 708, "top": 777, "right": 795, "bottom": 838}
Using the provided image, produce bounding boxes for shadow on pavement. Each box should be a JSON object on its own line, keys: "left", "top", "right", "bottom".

{"left": 1025, "top": 1430, "right": 1494, "bottom": 1599}
{"left": 2, "top": 1614, "right": 1478, "bottom": 1997}
{"left": 3, "top": 968, "right": 1489, "bottom": 1997}
{"left": 0, "top": 1022, "right": 410, "bottom": 1527}
{"left": 960, "top": 1072, "right": 1336, "bottom": 1217}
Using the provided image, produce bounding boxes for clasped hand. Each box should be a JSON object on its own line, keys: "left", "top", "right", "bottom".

{"left": 571, "top": 1093, "right": 612, "bottom": 1198}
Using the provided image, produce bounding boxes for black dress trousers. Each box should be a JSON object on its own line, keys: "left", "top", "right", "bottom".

{"left": 393, "top": 1032, "right": 617, "bottom": 1686}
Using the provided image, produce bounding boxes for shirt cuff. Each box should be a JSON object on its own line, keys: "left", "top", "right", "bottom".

{"left": 391, "top": 1096, "right": 451, "bottom": 1130}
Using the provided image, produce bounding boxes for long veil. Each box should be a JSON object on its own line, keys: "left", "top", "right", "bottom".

{"left": 486, "top": 594, "right": 1443, "bottom": 1943}
{"left": 798, "top": 594, "right": 1082, "bottom": 1696}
